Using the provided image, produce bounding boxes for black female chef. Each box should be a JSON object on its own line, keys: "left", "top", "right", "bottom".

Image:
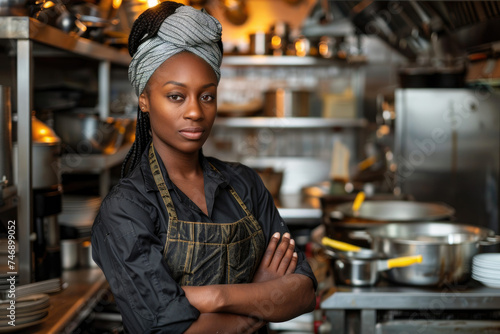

{"left": 91, "top": 2, "right": 317, "bottom": 333}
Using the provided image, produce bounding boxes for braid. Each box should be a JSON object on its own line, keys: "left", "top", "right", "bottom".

{"left": 121, "top": 1, "right": 223, "bottom": 178}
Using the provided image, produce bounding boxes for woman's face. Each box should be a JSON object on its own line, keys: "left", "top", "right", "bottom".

{"left": 140, "top": 51, "right": 218, "bottom": 156}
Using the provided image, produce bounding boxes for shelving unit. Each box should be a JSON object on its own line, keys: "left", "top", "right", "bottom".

{"left": 0, "top": 16, "right": 131, "bottom": 284}
{"left": 214, "top": 117, "right": 366, "bottom": 129}
{"left": 222, "top": 55, "right": 366, "bottom": 67}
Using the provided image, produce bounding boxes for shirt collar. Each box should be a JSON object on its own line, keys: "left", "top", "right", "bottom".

{"left": 141, "top": 144, "right": 228, "bottom": 193}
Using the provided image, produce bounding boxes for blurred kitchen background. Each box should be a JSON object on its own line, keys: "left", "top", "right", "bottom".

{"left": 0, "top": 0, "right": 500, "bottom": 333}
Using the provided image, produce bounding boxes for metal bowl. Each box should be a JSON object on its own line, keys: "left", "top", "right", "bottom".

{"left": 53, "top": 112, "right": 119, "bottom": 154}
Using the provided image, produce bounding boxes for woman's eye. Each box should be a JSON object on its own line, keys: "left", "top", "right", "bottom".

{"left": 201, "top": 94, "right": 215, "bottom": 102}
{"left": 167, "top": 94, "right": 183, "bottom": 101}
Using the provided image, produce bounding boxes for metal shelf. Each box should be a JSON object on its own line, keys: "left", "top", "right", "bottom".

{"left": 61, "top": 143, "right": 132, "bottom": 174}
{"left": 222, "top": 55, "right": 366, "bottom": 67}
{"left": 213, "top": 117, "right": 367, "bottom": 129}
{"left": 0, "top": 16, "right": 131, "bottom": 66}
{"left": 0, "top": 16, "right": 131, "bottom": 284}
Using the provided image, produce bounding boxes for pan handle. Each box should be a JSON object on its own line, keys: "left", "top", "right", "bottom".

{"left": 479, "top": 235, "right": 500, "bottom": 246}
{"left": 349, "top": 230, "right": 372, "bottom": 242}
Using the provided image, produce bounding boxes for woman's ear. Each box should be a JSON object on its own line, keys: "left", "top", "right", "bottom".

{"left": 139, "top": 93, "right": 149, "bottom": 113}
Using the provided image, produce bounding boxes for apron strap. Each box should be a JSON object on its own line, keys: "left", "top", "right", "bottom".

{"left": 149, "top": 141, "right": 252, "bottom": 220}
{"left": 149, "top": 142, "right": 178, "bottom": 221}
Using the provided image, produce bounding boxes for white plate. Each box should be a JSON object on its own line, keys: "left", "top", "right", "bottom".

{"left": 0, "top": 313, "right": 48, "bottom": 333}
{"left": 0, "top": 294, "right": 49, "bottom": 311}
{"left": 472, "top": 260, "right": 500, "bottom": 269}
{"left": 473, "top": 253, "right": 500, "bottom": 265}
{"left": 473, "top": 279, "right": 500, "bottom": 289}
{"left": 472, "top": 267, "right": 500, "bottom": 276}
{"left": 472, "top": 274, "right": 500, "bottom": 284}
{"left": 0, "top": 310, "right": 48, "bottom": 326}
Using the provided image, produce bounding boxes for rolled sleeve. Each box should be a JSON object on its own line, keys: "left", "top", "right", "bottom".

{"left": 91, "top": 195, "right": 200, "bottom": 333}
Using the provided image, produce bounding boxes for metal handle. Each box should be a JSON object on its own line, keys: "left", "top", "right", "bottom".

{"left": 349, "top": 230, "right": 372, "bottom": 241}
{"left": 479, "top": 235, "right": 500, "bottom": 246}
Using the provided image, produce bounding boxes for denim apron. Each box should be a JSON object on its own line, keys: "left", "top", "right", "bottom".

{"left": 149, "top": 143, "right": 266, "bottom": 286}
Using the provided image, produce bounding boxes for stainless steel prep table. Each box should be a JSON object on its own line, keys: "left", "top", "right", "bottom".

{"left": 321, "top": 281, "right": 500, "bottom": 334}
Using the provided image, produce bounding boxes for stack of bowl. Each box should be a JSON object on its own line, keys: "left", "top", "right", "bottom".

{"left": 472, "top": 253, "right": 500, "bottom": 288}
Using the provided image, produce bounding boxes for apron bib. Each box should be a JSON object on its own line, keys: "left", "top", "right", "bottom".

{"left": 149, "top": 143, "right": 266, "bottom": 286}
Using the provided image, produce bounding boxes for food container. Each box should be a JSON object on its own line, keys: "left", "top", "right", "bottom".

{"left": 352, "top": 222, "right": 500, "bottom": 286}
{"left": 79, "top": 240, "right": 98, "bottom": 268}
{"left": 61, "top": 239, "right": 79, "bottom": 270}
{"left": 263, "top": 89, "right": 311, "bottom": 117}
{"left": 254, "top": 167, "right": 283, "bottom": 199}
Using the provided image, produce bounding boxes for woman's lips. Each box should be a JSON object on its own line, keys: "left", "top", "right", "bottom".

{"left": 179, "top": 127, "right": 204, "bottom": 140}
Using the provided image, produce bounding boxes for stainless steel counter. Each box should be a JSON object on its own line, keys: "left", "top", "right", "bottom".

{"left": 321, "top": 280, "right": 500, "bottom": 334}
{"left": 277, "top": 194, "right": 322, "bottom": 226}
{"left": 31, "top": 268, "right": 108, "bottom": 333}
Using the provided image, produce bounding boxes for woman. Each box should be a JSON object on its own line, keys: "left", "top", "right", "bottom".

{"left": 91, "top": 2, "right": 317, "bottom": 333}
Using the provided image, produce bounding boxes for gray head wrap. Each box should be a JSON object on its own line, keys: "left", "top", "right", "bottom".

{"left": 128, "top": 6, "right": 223, "bottom": 97}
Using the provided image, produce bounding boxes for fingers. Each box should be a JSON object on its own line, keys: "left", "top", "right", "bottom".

{"left": 277, "top": 237, "right": 296, "bottom": 275}
{"left": 286, "top": 252, "right": 298, "bottom": 275}
{"left": 260, "top": 232, "right": 280, "bottom": 268}
{"left": 269, "top": 232, "right": 291, "bottom": 270}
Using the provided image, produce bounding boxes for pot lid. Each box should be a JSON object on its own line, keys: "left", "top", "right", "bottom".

{"left": 32, "top": 115, "right": 60, "bottom": 145}
{"left": 332, "top": 201, "right": 455, "bottom": 222}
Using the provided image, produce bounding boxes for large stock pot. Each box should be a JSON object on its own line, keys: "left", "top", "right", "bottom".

{"left": 352, "top": 222, "right": 500, "bottom": 286}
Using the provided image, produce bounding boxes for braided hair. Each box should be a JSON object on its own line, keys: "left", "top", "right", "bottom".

{"left": 121, "top": 1, "right": 223, "bottom": 178}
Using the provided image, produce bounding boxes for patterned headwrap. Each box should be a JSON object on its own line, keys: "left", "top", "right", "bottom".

{"left": 128, "top": 6, "right": 223, "bottom": 96}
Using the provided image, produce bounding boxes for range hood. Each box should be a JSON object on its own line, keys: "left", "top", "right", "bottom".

{"left": 307, "top": 1, "right": 500, "bottom": 62}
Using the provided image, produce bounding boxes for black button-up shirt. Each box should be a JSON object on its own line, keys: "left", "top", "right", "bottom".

{"left": 91, "top": 146, "right": 317, "bottom": 333}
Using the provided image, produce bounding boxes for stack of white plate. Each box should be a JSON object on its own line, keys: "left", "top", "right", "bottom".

{"left": 0, "top": 294, "right": 50, "bottom": 332}
{"left": 59, "top": 195, "right": 102, "bottom": 236}
{"left": 472, "top": 253, "right": 500, "bottom": 288}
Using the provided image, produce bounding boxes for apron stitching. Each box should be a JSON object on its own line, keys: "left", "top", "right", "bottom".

{"left": 165, "top": 230, "right": 263, "bottom": 246}
{"left": 172, "top": 217, "right": 249, "bottom": 226}
{"left": 149, "top": 143, "right": 175, "bottom": 256}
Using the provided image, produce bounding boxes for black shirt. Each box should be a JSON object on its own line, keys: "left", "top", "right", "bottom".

{"left": 91, "top": 146, "right": 317, "bottom": 333}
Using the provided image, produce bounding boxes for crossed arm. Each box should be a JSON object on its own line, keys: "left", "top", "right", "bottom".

{"left": 183, "top": 232, "right": 316, "bottom": 333}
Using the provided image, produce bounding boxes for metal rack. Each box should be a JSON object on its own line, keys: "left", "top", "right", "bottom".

{"left": 214, "top": 117, "right": 366, "bottom": 129}
{"left": 0, "top": 16, "right": 131, "bottom": 284}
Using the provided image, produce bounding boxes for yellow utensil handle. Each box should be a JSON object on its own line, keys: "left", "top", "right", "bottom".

{"left": 387, "top": 255, "right": 423, "bottom": 269}
{"left": 321, "top": 236, "right": 361, "bottom": 252}
{"left": 352, "top": 191, "right": 365, "bottom": 212}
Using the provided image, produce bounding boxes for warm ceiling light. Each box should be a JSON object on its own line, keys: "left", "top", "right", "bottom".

{"left": 147, "top": 0, "right": 159, "bottom": 7}
{"left": 112, "top": 0, "right": 122, "bottom": 9}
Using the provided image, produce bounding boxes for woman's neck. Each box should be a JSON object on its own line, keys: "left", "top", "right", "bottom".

{"left": 152, "top": 137, "right": 203, "bottom": 180}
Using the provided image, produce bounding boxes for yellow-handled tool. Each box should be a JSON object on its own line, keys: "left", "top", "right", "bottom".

{"left": 383, "top": 255, "right": 423, "bottom": 271}
{"left": 352, "top": 191, "right": 365, "bottom": 212}
{"left": 321, "top": 236, "right": 361, "bottom": 252}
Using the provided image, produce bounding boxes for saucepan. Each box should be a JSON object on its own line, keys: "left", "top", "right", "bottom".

{"left": 351, "top": 222, "right": 500, "bottom": 286}
{"left": 321, "top": 237, "right": 423, "bottom": 286}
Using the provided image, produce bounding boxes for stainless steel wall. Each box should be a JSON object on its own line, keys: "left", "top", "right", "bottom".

{"left": 395, "top": 89, "right": 500, "bottom": 234}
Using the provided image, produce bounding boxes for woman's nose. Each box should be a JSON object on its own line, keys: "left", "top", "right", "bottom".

{"left": 183, "top": 98, "right": 204, "bottom": 120}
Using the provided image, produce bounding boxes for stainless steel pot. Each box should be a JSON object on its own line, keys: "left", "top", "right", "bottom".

{"left": 352, "top": 222, "right": 500, "bottom": 286}
{"left": 332, "top": 200, "right": 455, "bottom": 224}
{"left": 322, "top": 237, "right": 423, "bottom": 286}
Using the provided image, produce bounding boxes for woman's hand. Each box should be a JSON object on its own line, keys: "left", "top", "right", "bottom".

{"left": 252, "top": 232, "right": 298, "bottom": 283}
